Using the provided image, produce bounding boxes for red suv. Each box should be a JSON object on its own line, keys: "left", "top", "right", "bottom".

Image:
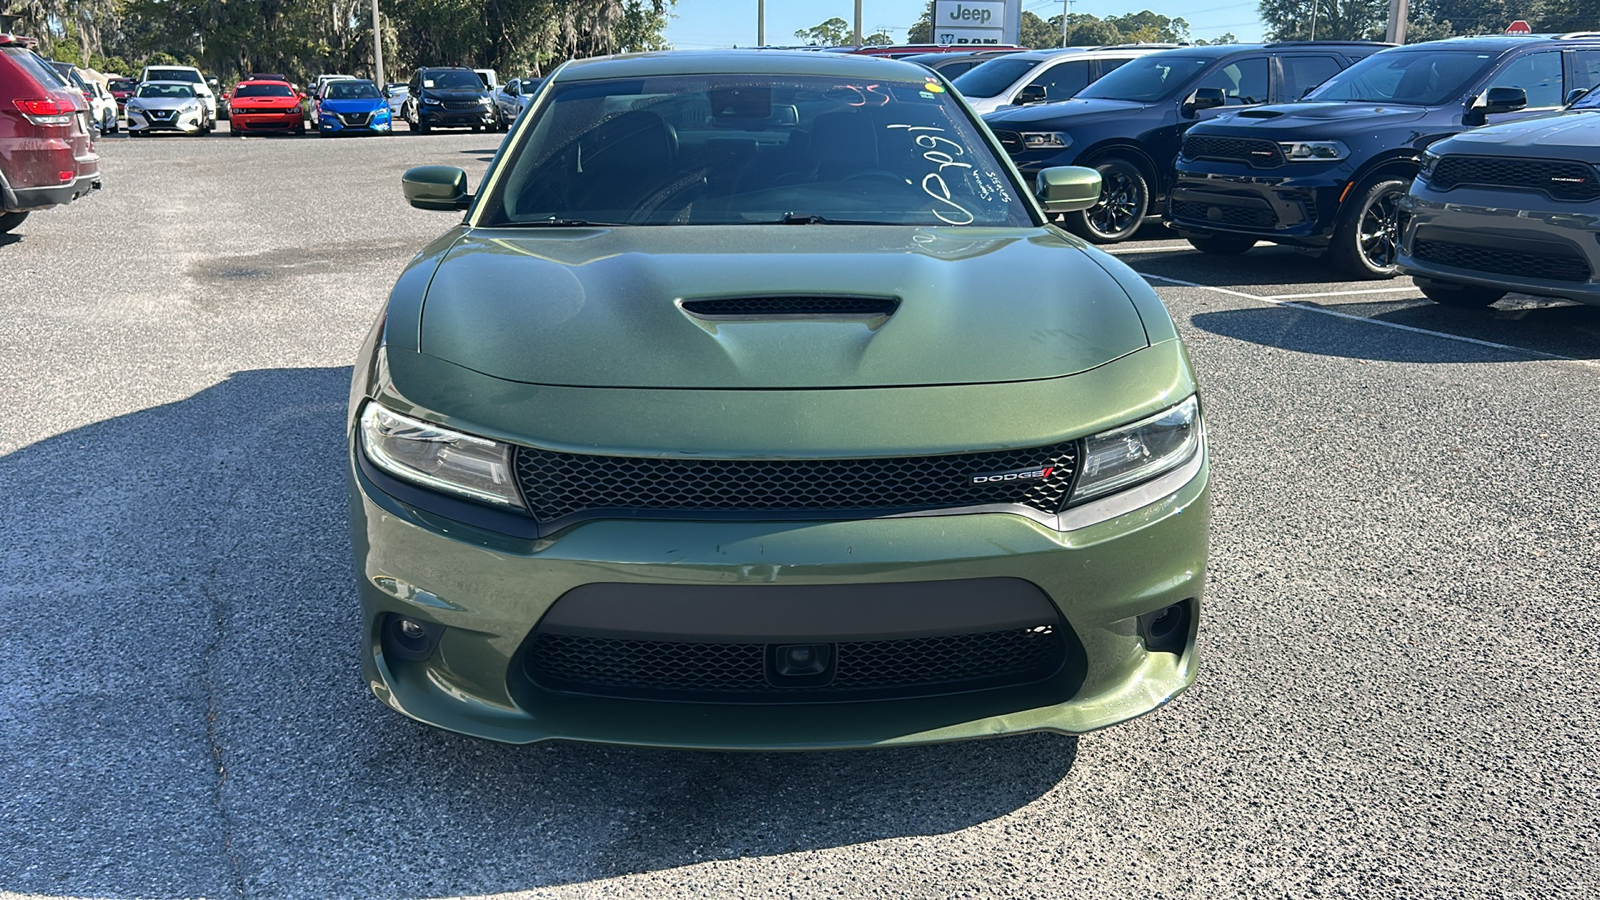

{"left": 0, "top": 34, "right": 100, "bottom": 233}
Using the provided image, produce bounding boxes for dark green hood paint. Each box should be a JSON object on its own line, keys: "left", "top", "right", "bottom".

{"left": 415, "top": 225, "right": 1150, "bottom": 389}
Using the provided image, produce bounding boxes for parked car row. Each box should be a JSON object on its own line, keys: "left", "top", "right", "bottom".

{"left": 0, "top": 33, "right": 100, "bottom": 232}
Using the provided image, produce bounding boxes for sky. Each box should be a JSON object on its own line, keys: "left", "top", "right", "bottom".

{"left": 663, "top": 0, "right": 1269, "bottom": 50}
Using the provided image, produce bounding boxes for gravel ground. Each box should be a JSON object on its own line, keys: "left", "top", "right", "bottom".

{"left": 2, "top": 123, "right": 1597, "bottom": 900}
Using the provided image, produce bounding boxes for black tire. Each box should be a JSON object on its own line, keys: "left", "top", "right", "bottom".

{"left": 1415, "top": 276, "right": 1505, "bottom": 308}
{"left": 1187, "top": 234, "right": 1256, "bottom": 256}
{"left": 1063, "top": 157, "right": 1150, "bottom": 245}
{"left": 417, "top": 120, "right": 430, "bottom": 134}
{"left": 0, "top": 210, "right": 27, "bottom": 233}
{"left": 1329, "top": 176, "right": 1410, "bottom": 279}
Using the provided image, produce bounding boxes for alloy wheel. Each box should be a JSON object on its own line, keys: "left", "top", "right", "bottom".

{"left": 1356, "top": 187, "right": 1406, "bottom": 271}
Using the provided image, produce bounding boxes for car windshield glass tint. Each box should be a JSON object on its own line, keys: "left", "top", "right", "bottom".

{"left": 327, "top": 81, "right": 381, "bottom": 99}
{"left": 481, "top": 74, "right": 1033, "bottom": 228}
{"left": 235, "top": 83, "right": 293, "bottom": 97}
{"left": 4, "top": 48, "right": 70, "bottom": 89}
{"left": 1573, "top": 87, "right": 1600, "bottom": 109}
{"left": 1305, "top": 50, "right": 1496, "bottom": 105}
{"left": 424, "top": 70, "right": 482, "bottom": 90}
{"left": 138, "top": 84, "right": 195, "bottom": 98}
{"left": 149, "top": 68, "right": 202, "bottom": 84}
{"left": 952, "top": 59, "right": 1039, "bottom": 97}
{"left": 1075, "top": 55, "right": 1212, "bottom": 102}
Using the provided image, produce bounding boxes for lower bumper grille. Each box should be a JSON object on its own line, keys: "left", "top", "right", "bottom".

{"left": 1413, "top": 238, "right": 1592, "bottom": 283}
{"left": 1171, "top": 198, "right": 1276, "bottom": 230}
{"left": 525, "top": 625, "right": 1068, "bottom": 702}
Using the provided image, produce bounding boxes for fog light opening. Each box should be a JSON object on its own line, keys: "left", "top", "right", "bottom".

{"left": 1138, "top": 600, "right": 1192, "bottom": 655}
{"left": 383, "top": 613, "right": 445, "bottom": 663}
{"left": 766, "top": 642, "right": 836, "bottom": 687}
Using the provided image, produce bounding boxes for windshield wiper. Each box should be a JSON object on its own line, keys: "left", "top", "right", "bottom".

{"left": 498, "top": 217, "right": 624, "bottom": 227}
{"left": 778, "top": 212, "right": 881, "bottom": 225}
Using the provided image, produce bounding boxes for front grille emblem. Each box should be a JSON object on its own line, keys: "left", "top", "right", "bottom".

{"left": 971, "top": 465, "right": 1054, "bottom": 485}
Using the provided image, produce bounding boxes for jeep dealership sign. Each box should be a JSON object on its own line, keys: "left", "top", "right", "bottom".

{"left": 933, "top": 0, "right": 1021, "bottom": 46}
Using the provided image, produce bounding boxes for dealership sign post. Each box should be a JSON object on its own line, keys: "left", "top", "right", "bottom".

{"left": 933, "top": 0, "right": 1022, "bottom": 46}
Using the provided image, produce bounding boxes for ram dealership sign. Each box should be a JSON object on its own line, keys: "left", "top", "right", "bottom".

{"left": 933, "top": 0, "right": 1022, "bottom": 46}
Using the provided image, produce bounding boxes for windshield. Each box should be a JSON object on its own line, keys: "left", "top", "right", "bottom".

{"left": 952, "top": 59, "right": 1039, "bottom": 98}
{"left": 147, "top": 68, "right": 202, "bottom": 84}
{"left": 326, "top": 80, "right": 381, "bottom": 100}
{"left": 137, "top": 83, "right": 196, "bottom": 99}
{"left": 109, "top": 79, "right": 136, "bottom": 91}
{"left": 1305, "top": 50, "right": 1497, "bottom": 105}
{"left": 1572, "top": 87, "right": 1600, "bottom": 109}
{"left": 481, "top": 74, "right": 1033, "bottom": 228}
{"left": 424, "top": 70, "right": 483, "bottom": 90}
{"left": 1076, "top": 55, "right": 1212, "bottom": 102}
{"left": 235, "top": 83, "right": 293, "bottom": 98}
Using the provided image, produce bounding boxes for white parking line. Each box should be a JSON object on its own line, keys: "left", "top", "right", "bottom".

{"left": 1105, "top": 245, "right": 1194, "bottom": 255}
{"left": 1141, "top": 272, "right": 1593, "bottom": 367}
{"left": 1265, "top": 286, "right": 1421, "bottom": 301}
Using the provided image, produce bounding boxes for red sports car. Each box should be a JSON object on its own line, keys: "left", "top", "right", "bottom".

{"left": 227, "top": 79, "right": 305, "bottom": 135}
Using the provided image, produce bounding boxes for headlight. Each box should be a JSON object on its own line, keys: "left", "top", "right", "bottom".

{"left": 1019, "top": 131, "right": 1069, "bottom": 150}
{"left": 1278, "top": 140, "right": 1348, "bottom": 162}
{"left": 182, "top": 102, "right": 201, "bottom": 113}
{"left": 1418, "top": 149, "right": 1440, "bottom": 178}
{"left": 359, "top": 404, "right": 523, "bottom": 508}
{"left": 422, "top": 97, "right": 442, "bottom": 106}
{"left": 478, "top": 96, "right": 492, "bottom": 105}
{"left": 1070, "top": 396, "right": 1201, "bottom": 504}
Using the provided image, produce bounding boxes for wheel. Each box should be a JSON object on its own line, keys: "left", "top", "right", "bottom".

{"left": 1329, "top": 176, "right": 1410, "bottom": 279}
{"left": 1064, "top": 157, "right": 1150, "bottom": 244}
{"left": 295, "top": 122, "right": 306, "bottom": 135}
{"left": 102, "top": 110, "right": 114, "bottom": 134}
{"left": 1415, "top": 276, "right": 1505, "bottom": 308}
{"left": 471, "top": 124, "right": 482, "bottom": 133}
{"left": 0, "top": 210, "right": 27, "bottom": 233}
{"left": 416, "top": 119, "right": 430, "bottom": 134}
{"left": 1187, "top": 235, "right": 1256, "bottom": 256}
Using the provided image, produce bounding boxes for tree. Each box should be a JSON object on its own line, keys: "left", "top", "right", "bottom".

{"left": 1019, "top": 10, "right": 1061, "bottom": 48}
{"left": 864, "top": 30, "right": 893, "bottom": 44}
{"left": 1104, "top": 10, "right": 1190, "bottom": 43}
{"left": 1193, "top": 32, "right": 1239, "bottom": 44}
{"left": 1259, "top": 0, "right": 1386, "bottom": 40}
{"left": 907, "top": 0, "right": 935, "bottom": 43}
{"left": 795, "top": 16, "right": 850, "bottom": 46}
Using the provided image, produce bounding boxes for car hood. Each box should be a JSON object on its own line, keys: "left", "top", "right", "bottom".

{"left": 983, "top": 98, "right": 1147, "bottom": 128}
{"left": 422, "top": 90, "right": 488, "bottom": 101}
{"left": 1432, "top": 111, "right": 1600, "bottom": 162}
{"left": 416, "top": 226, "right": 1150, "bottom": 389}
{"left": 130, "top": 97, "right": 199, "bottom": 111}
{"left": 321, "top": 97, "right": 387, "bottom": 113}
{"left": 1198, "top": 101, "right": 1429, "bottom": 135}
{"left": 234, "top": 96, "right": 299, "bottom": 107}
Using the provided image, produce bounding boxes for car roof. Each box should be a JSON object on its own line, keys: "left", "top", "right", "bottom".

{"left": 1373, "top": 34, "right": 1600, "bottom": 52}
{"left": 237, "top": 79, "right": 294, "bottom": 86}
{"left": 557, "top": 50, "right": 948, "bottom": 82}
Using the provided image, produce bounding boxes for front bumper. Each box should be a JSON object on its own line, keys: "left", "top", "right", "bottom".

{"left": 127, "top": 108, "right": 205, "bottom": 133}
{"left": 320, "top": 110, "right": 392, "bottom": 134}
{"left": 351, "top": 440, "right": 1209, "bottom": 749}
{"left": 1398, "top": 183, "right": 1600, "bottom": 306}
{"left": 1166, "top": 160, "right": 1354, "bottom": 248}
{"left": 231, "top": 110, "right": 303, "bottom": 132}
{"left": 419, "top": 105, "right": 498, "bottom": 128}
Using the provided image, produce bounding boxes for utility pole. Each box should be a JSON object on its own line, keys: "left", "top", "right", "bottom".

{"left": 372, "top": 0, "right": 385, "bottom": 87}
{"left": 758, "top": 0, "right": 765, "bottom": 46}
{"left": 854, "top": 0, "right": 863, "bottom": 46}
{"left": 1385, "top": 0, "right": 1408, "bottom": 44}
{"left": 1061, "top": 0, "right": 1071, "bottom": 47}
{"left": 1309, "top": 0, "right": 1316, "bottom": 40}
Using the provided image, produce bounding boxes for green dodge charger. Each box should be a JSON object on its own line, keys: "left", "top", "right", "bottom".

{"left": 348, "top": 50, "right": 1210, "bottom": 748}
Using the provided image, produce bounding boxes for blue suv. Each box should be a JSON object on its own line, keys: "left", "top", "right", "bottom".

{"left": 983, "top": 42, "right": 1386, "bottom": 243}
{"left": 1167, "top": 34, "right": 1600, "bottom": 277}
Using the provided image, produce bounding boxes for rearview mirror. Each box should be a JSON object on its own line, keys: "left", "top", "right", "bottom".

{"left": 1035, "top": 166, "right": 1102, "bottom": 213}
{"left": 403, "top": 166, "right": 471, "bottom": 211}
{"left": 1183, "top": 87, "right": 1226, "bottom": 116}
{"left": 1566, "top": 87, "right": 1591, "bottom": 106}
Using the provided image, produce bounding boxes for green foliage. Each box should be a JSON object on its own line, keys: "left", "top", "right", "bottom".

{"left": 864, "top": 31, "right": 894, "bottom": 44}
{"left": 795, "top": 16, "right": 851, "bottom": 46}
{"left": 1258, "top": 0, "right": 1386, "bottom": 40}
{"left": 0, "top": 0, "right": 675, "bottom": 84}
{"left": 1019, "top": 11, "right": 1061, "bottom": 48}
{"left": 1192, "top": 32, "right": 1239, "bottom": 44}
{"left": 1258, "top": 0, "right": 1588, "bottom": 42}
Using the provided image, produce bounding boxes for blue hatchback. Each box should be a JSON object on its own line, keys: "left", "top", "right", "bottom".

{"left": 317, "top": 79, "right": 392, "bottom": 135}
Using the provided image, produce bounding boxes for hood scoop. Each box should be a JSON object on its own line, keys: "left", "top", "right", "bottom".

{"left": 679, "top": 295, "right": 900, "bottom": 320}
{"left": 1237, "top": 109, "right": 1284, "bottom": 118}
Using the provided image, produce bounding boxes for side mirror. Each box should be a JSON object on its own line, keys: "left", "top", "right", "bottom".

{"left": 1035, "top": 166, "right": 1102, "bottom": 213}
{"left": 1566, "top": 87, "right": 1590, "bottom": 106}
{"left": 1014, "top": 85, "right": 1047, "bottom": 105}
{"left": 1183, "top": 87, "right": 1226, "bottom": 116}
{"left": 1467, "top": 86, "right": 1526, "bottom": 124}
{"left": 403, "top": 166, "right": 471, "bottom": 211}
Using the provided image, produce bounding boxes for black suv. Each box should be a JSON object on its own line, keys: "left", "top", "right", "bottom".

{"left": 983, "top": 42, "right": 1386, "bottom": 243}
{"left": 402, "top": 66, "right": 496, "bottom": 133}
{"left": 1167, "top": 34, "right": 1600, "bottom": 277}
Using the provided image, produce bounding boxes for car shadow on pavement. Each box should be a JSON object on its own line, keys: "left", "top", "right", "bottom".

{"left": 1189, "top": 298, "right": 1600, "bottom": 363}
{"left": 0, "top": 366, "right": 1077, "bottom": 900}
{"left": 1125, "top": 244, "right": 1361, "bottom": 289}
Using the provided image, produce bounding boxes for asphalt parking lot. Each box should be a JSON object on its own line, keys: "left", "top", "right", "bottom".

{"left": 3, "top": 123, "right": 1599, "bottom": 899}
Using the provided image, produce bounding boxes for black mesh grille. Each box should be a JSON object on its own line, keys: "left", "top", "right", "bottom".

{"left": 681, "top": 296, "right": 898, "bottom": 317}
{"left": 525, "top": 625, "right": 1067, "bottom": 701}
{"left": 1170, "top": 199, "right": 1277, "bottom": 229}
{"left": 1182, "top": 135, "right": 1284, "bottom": 168}
{"left": 340, "top": 111, "right": 370, "bottom": 126}
{"left": 1413, "top": 238, "right": 1592, "bottom": 283}
{"left": 512, "top": 443, "right": 1079, "bottom": 524}
{"left": 1430, "top": 156, "right": 1600, "bottom": 201}
{"left": 992, "top": 129, "right": 1023, "bottom": 155}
